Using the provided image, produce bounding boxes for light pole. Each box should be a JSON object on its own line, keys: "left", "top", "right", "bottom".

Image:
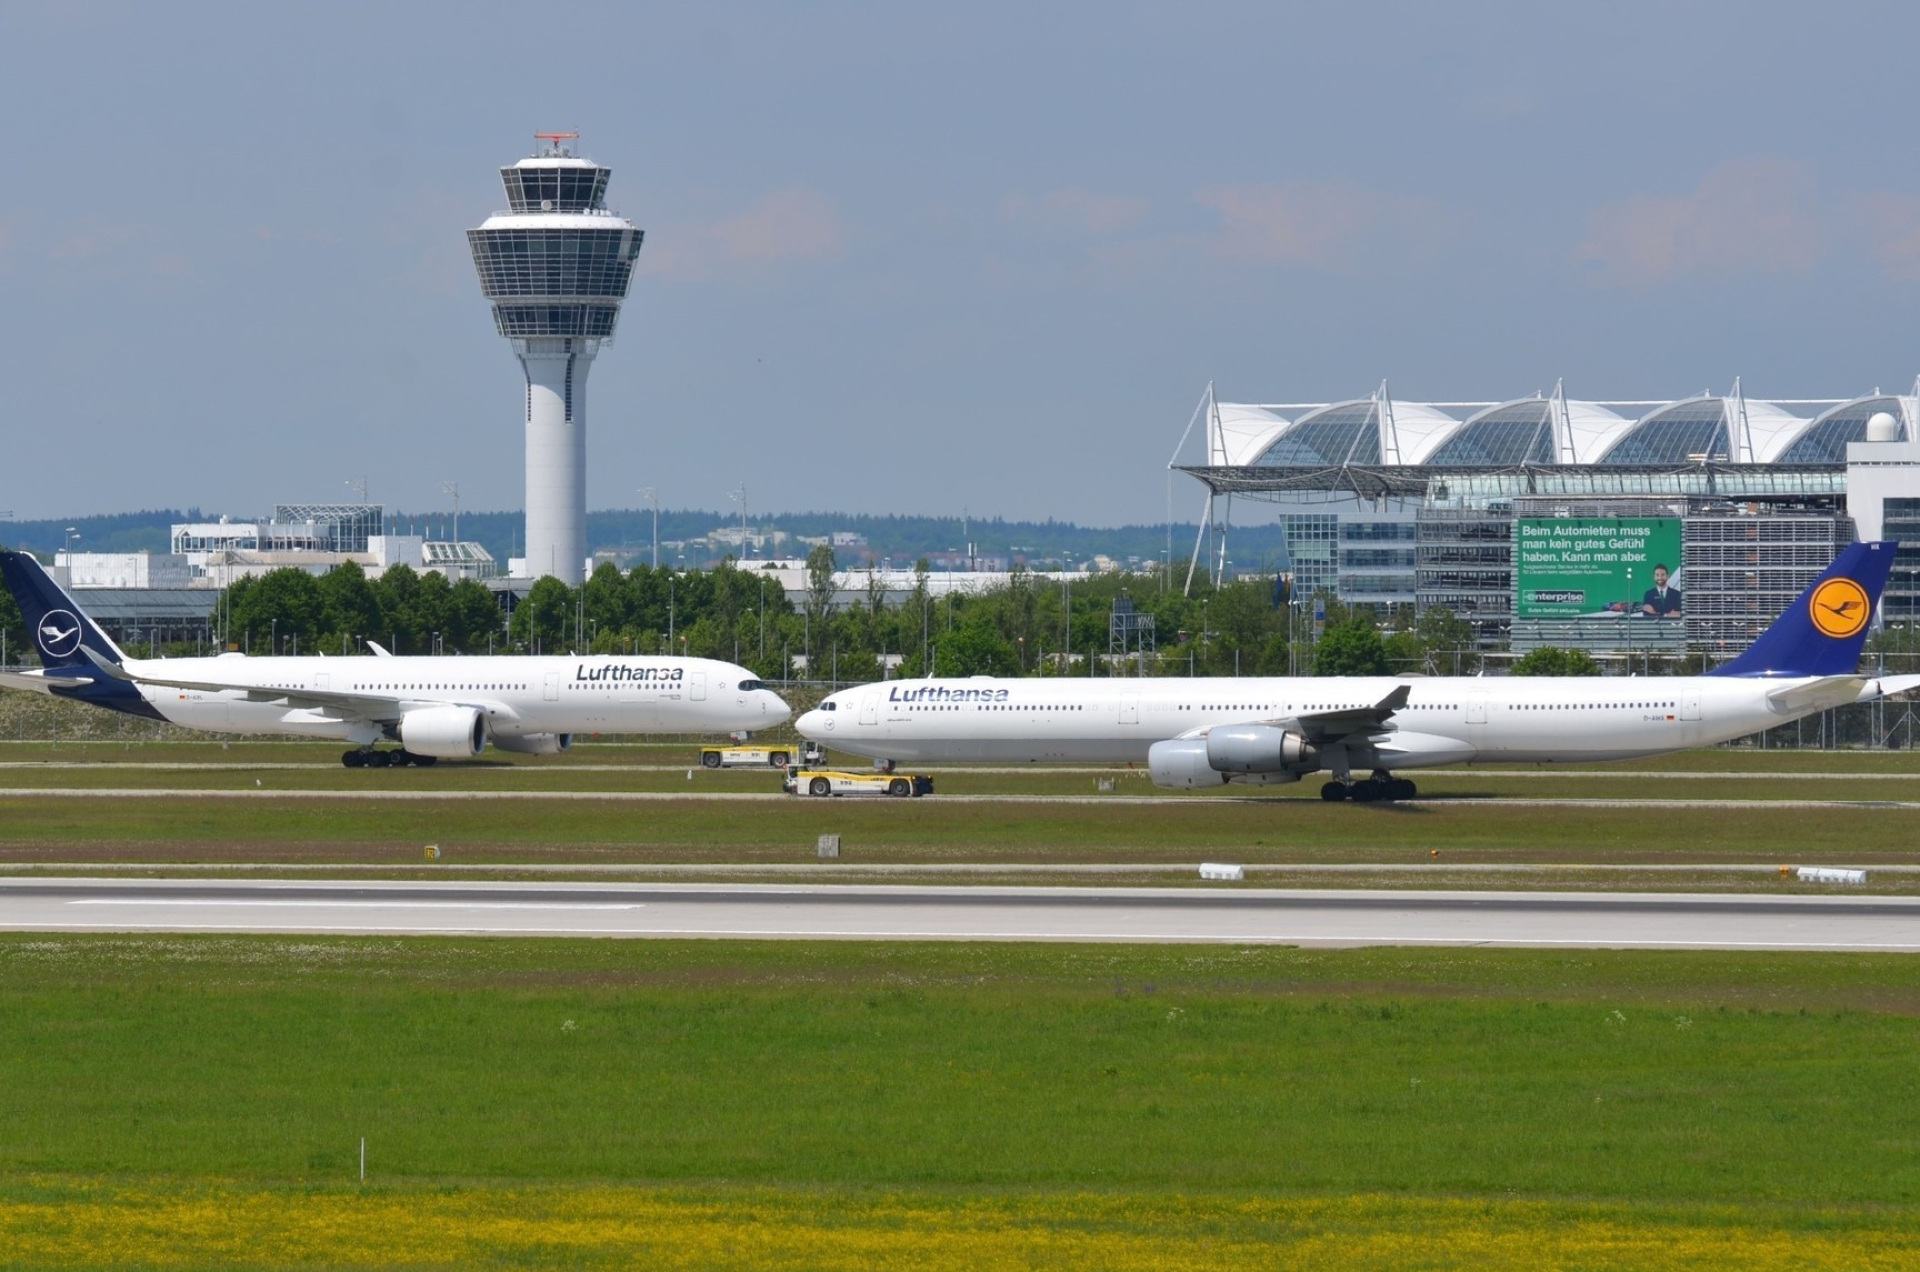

{"left": 439, "top": 481, "right": 461, "bottom": 544}
{"left": 639, "top": 488, "right": 658, "bottom": 568}
{"left": 1625, "top": 565, "right": 1633, "bottom": 671}
{"left": 271, "top": 618, "right": 278, "bottom": 658}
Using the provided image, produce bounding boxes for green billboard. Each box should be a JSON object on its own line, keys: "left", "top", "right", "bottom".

{"left": 1515, "top": 518, "right": 1684, "bottom": 619}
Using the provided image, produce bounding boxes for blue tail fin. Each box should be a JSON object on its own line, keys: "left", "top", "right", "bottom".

{"left": 0, "top": 550, "right": 128, "bottom": 671}
{"left": 1708, "top": 540, "right": 1895, "bottom": 678}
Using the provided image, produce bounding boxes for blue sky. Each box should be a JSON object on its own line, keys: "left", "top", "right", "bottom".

{"left": 4, "top": 2, "right": 1919, "bottom": 527}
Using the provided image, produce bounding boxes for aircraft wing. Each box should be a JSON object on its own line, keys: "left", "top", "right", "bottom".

{"left": 1280, "top": 683, "right": 1413, "bottom": 744}
{"left": 80, "top": 646, "right": 411, "bottom": 724}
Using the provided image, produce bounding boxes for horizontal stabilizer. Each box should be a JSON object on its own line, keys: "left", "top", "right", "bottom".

{"left": 1866, "top": 674, "right": 1920, "bottom": 700}
{"left": 1764, "top": 675, "right": 1867, "bottom": 715}
{"left": 0, "top": 670, "right": 95, "bottom": 692}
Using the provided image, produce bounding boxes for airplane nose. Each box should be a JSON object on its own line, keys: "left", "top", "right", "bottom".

{"left": 766, "top": 692, "right": 792, "bottom": 724}
{"left": 796, "top": 709, "right": 823, "bottom": 737}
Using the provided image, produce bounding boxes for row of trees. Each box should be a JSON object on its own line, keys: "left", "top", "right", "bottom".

{"left": 206, "top": 547, "right": 1491, "bottom": 681}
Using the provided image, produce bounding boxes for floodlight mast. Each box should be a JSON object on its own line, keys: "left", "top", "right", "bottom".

{"left": 468, "top": 131, "right": 644, "bottom": 585}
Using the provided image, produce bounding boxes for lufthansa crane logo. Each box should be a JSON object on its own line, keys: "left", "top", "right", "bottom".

{"left": 36, "top": 608, "right": 83, "bottom": 659}
{"left": 1809, "top": 578, "right": 1871, "bottom": 639}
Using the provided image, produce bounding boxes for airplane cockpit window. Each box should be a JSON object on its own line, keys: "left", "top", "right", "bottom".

{"left": 821, "top": 701, "right": 837, "bottom": 711}
{"left": 738, "top": 679, "right": 766, "bottom": 691}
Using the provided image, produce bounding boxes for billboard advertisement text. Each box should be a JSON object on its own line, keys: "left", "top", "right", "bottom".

{"left": 1515, "top": 518, "right": 1683, "bottom": 619}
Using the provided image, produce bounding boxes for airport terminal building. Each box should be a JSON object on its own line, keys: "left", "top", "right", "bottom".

{"left": 1177, "top": 383, "right": 1920, "bottom": 653}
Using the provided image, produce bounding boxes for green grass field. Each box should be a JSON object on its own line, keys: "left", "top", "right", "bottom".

{"left": 1, "top": 936, "right": 1917, "bottom": 1268}
{"left": 0, "top": 739, "right": 1914, "bottom": 892}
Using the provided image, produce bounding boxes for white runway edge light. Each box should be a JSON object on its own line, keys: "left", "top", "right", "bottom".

{"left": 1199, "top": 863, "right": 1245, "bottom": 881}
{"left": 1797, "top": 867, "right": 1868, "bottom": 885}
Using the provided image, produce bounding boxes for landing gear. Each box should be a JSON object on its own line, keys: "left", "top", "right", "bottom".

{"left": 340, "top": 748, "right": 437, "bottom": 769}
{"left": 1320, "top": 773, "right": 1418, "bottom": 803}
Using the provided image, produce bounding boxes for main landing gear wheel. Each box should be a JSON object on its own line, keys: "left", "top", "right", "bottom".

{"left": 1323, "top": 777, "right": 1417, "bottom": 802}
{"left": 342, "top": 750, "right": 366, "bottom": 769}
{"left": 808, "top": 777, "right": 832, "bottom": 797}
{"left": 364, "top": 750, "right": 393, "bottom": 769}
{"left": 887, "top": 777, "right": 911, "bottom": 797}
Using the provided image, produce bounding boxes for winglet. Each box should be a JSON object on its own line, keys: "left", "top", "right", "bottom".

{"left": 366, "top": 641, "right": 394, "bottom": 658}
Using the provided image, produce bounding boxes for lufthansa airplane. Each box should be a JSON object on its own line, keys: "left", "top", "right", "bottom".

{"left": 799, "top": 540, "right": 1920, "bottom": 801}
{"left": 0, "top": 550, "right": 789, "bottom": 766}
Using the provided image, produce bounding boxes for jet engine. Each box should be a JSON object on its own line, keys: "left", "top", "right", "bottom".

{"left": 1147, "top": 739, "right": 1227, "bottom": 789}
{"left": 491, "top": 732, "right": 573, "bottom": 756}
{"left": 397, "top": 706, "right": 488, "bottom": 758}
{"left": 1204, "top": 725, "right": 1318, "bottom": 774}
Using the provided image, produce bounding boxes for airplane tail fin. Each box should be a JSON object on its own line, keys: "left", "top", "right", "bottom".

{"left": 1708, "top": 540, "right": 1896, "bottom": 678}
{"left": 0, "top": 550, "right": 129, "bottom": 670}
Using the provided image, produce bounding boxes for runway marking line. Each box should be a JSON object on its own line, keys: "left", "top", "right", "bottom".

{"left": 4, "top": 919, "right": 1917, "bottom": 950}
{"left": 67, "top": 899, "right": 644, "bottom": 911}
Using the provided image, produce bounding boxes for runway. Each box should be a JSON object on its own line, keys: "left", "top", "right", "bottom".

{"left": 3, "top": 878, "right": 1916, "bottom": 950}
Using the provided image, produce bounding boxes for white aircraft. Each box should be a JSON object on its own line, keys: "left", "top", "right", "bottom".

{"left": 799, "top": 541, "right": 1920, "bottom": 801}
{"left": 1, "top": 550, "right": 789, "bottom": 767}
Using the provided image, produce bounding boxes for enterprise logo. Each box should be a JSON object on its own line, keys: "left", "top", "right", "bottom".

{"left": 889, "top": 685, "right": 1011, "bottom": 703}
{"left": 575, "top": 664, "right": 685, "bottom": 683}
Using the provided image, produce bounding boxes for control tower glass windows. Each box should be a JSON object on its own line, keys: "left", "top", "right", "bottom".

{"left": 492, "top": 304, "right": 622, "bottom": 339}
{"left": 467, "top": 228, "right": 641, "bottom": 300}
{"left": 501, "top": 166, "right": 611, "bottom": 213}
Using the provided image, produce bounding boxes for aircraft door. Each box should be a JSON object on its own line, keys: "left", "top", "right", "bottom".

{"left": 1120, "top": 693, "right": 1140, "bottom": 725}
{"left": 1466, "top": 692, "right": 1488, "bottom": 724}
{"left": 543, "top": 672, "right": 560, "bottom": 702}
{"left": 859, "top": 691, "right": 880, "bottom": 725}
{"left": 690, "top": 672, "right": 706, "bottom": 702}
{"left": 1680, "top": 688, "right": 1701, "bottom": 721}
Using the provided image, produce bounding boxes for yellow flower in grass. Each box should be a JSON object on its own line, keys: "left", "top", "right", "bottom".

{"left": 1, "top": 1182, "right": 1916, "bottom": 1270}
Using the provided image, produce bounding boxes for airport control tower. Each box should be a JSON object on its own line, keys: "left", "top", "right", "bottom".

{"left": 468, "top": 133, "right": 643, "bottom": 584}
